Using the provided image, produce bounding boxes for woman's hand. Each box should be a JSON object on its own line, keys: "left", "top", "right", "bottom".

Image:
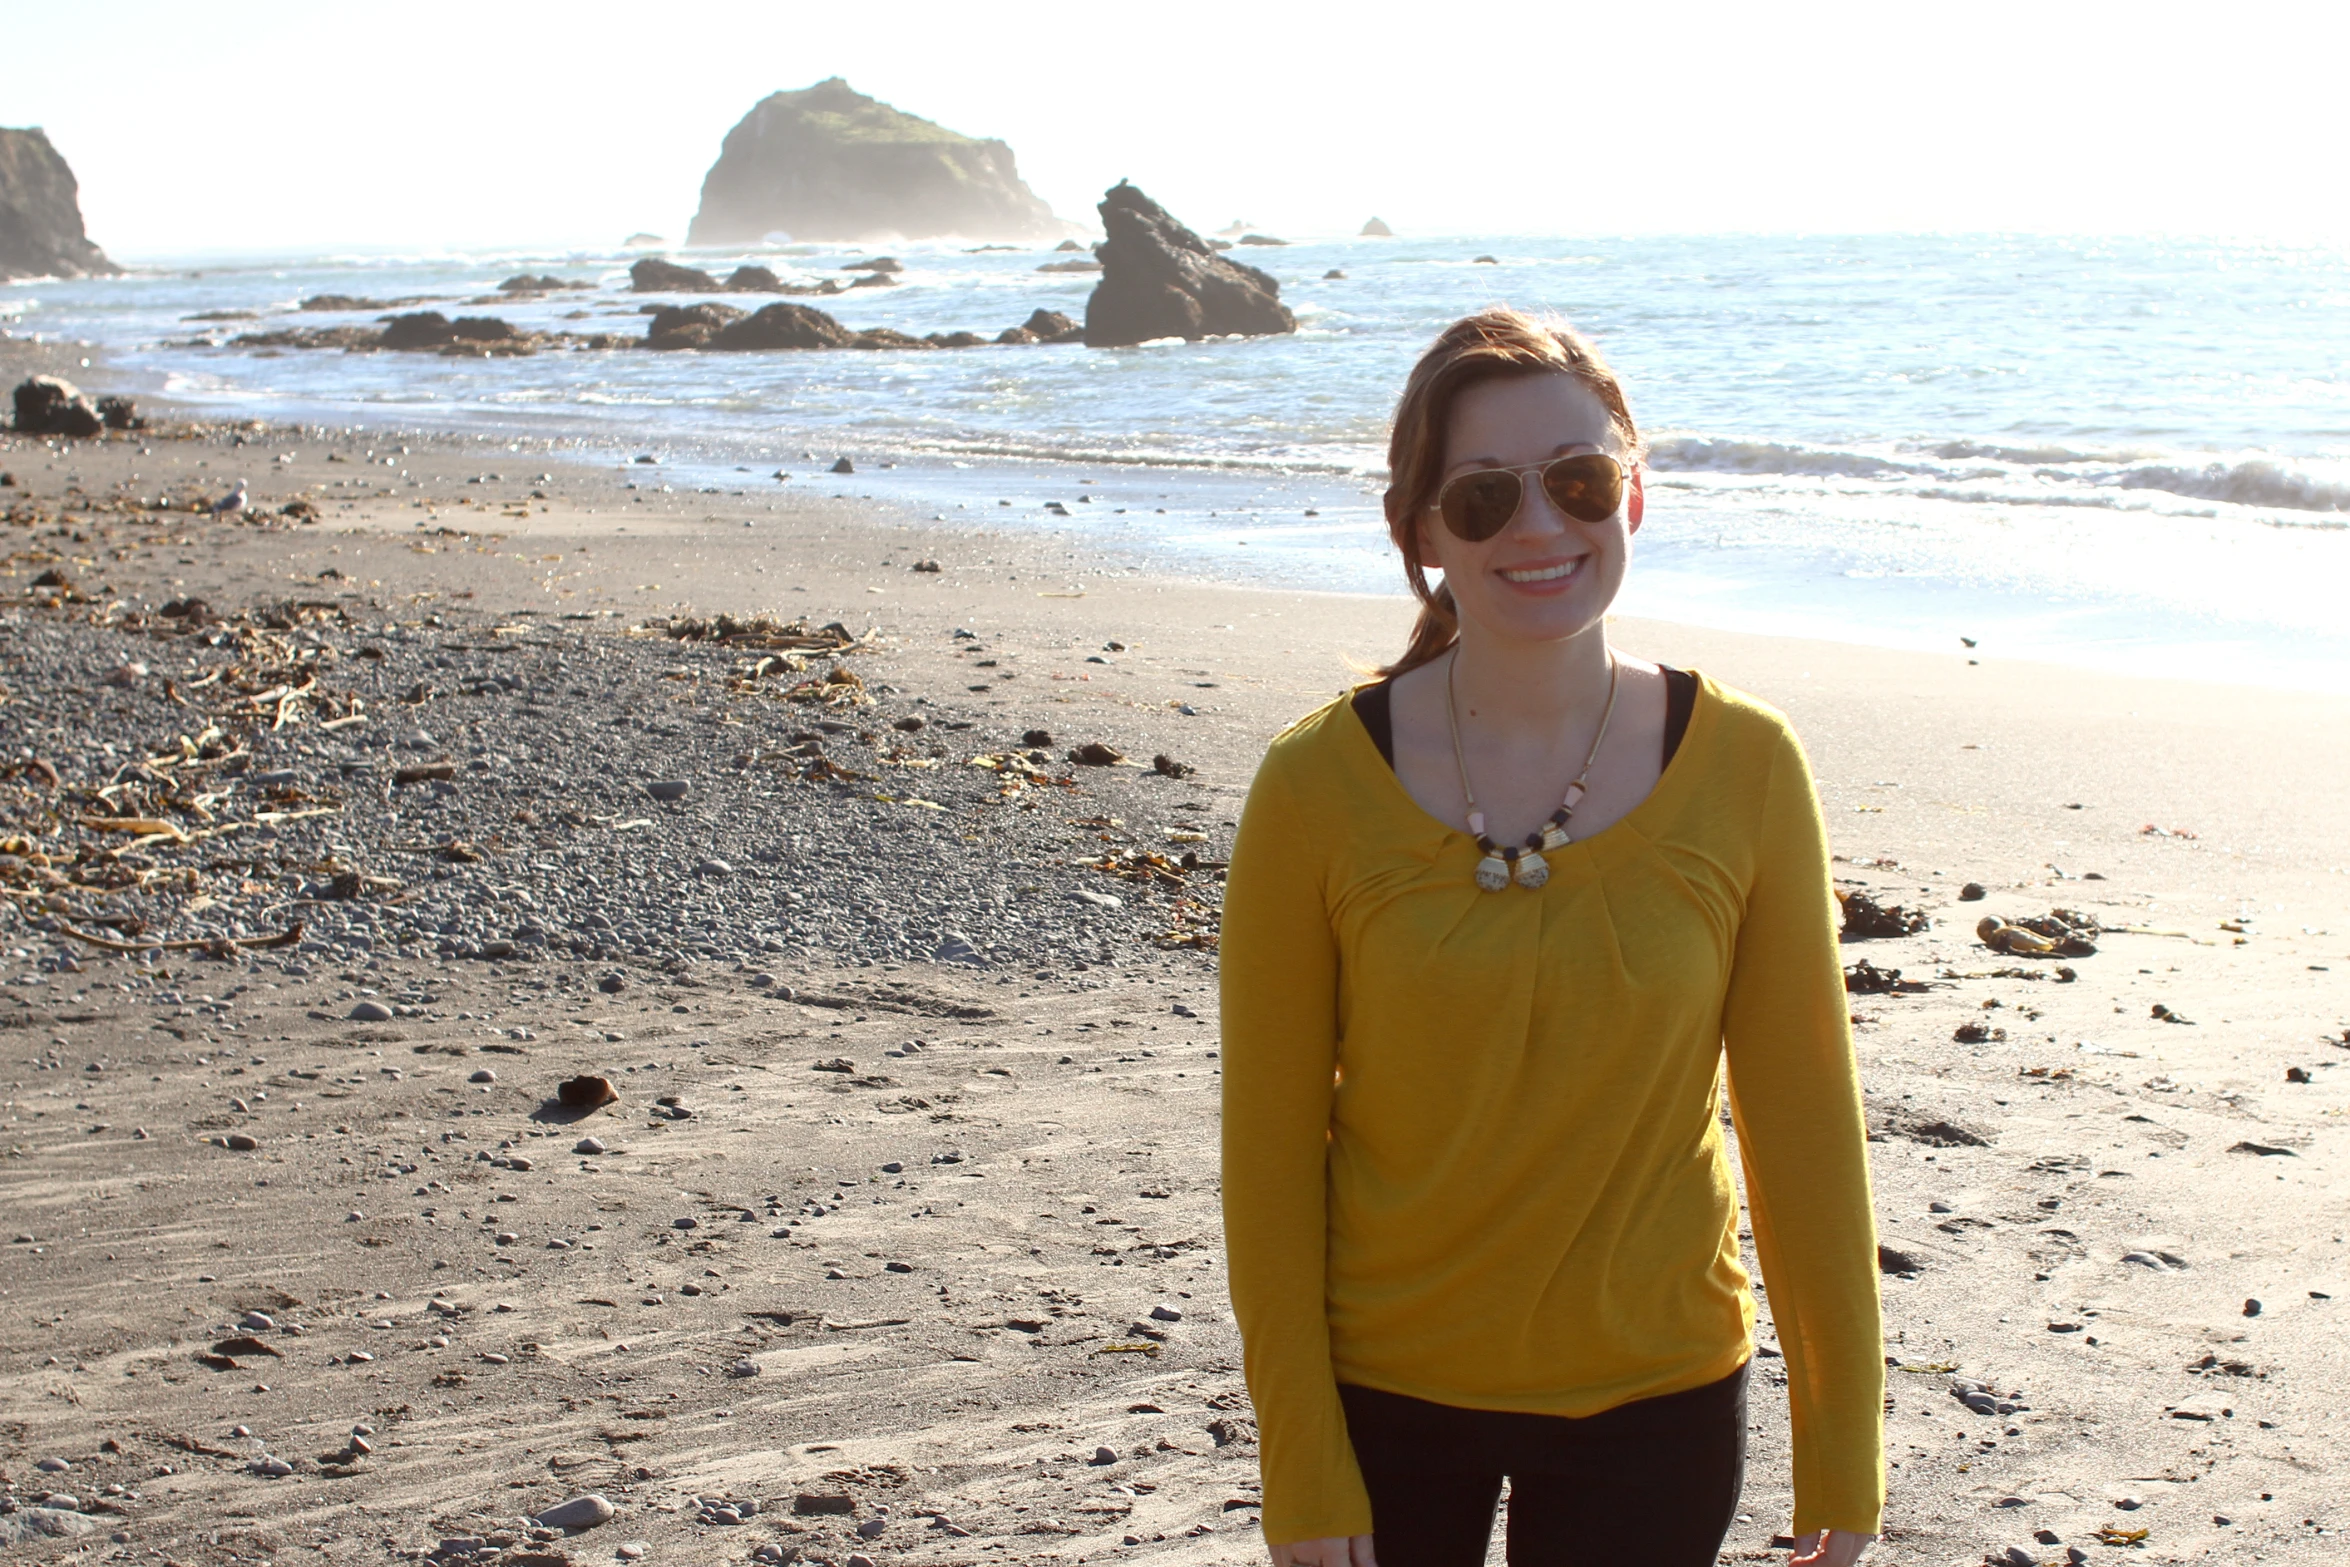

{"left": 1270, "top": 1535, "right": 1376, "bottom": 1567}
{"left": 1789, "top": 1528, "right": 1871, "bottom": 1565}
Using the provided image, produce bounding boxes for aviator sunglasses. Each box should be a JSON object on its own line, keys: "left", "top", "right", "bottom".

{"left": 1431, "top": 452, "right": 1629, "bottom": 542}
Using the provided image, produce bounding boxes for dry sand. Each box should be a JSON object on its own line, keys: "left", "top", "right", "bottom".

{"left": 3, "top": 367, "right": 2347, "bottom": 1567}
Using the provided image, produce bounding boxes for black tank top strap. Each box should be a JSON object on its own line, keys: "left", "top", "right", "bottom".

{"left": 1353, "top": 665, "right": 1698, "bottom": 774}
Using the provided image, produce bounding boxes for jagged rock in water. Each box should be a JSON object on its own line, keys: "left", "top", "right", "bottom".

{"left": 0, "top": 128, "right": 117, "bottom": 280}
{"left": 687, "top": 78, "right": 1063, "bottom": 245}
{"left": 631, "top": 257, "right": 721, "bottom": 292}
{"left": 1021, "top": 308, "right": 1083, "bottom": 344}
{"left": 646, "top": 303, "right": 747, "bottom": 350}
{"left": 380, "top": 312, "right": 457, "bottom": 350}
{"left": 711, "top": 303, "right": 855, "bottom": 352}
{"left": 1360, "top": 216, "right": 1393, "bottom": 236}
{"left": 11, "top": 375, "right": 103, "bottom": 437}
{"left": 725, "top": 265, "right": 784, "bottom": 292}
{"left": 1083, "top": 182, "right": 1296, "bottom": 348}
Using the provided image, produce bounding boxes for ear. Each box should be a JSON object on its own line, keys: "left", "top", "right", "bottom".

{"left": 1626, "top": 464, "right": 1645, "bottom": 534}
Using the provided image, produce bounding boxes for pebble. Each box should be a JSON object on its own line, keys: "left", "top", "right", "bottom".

{"left": 533, "top": 1494, "right": 616, "bottom": 1531}
{"left": 728, "top": 1359, "right": 760, "bottom": 1377}
{"left": 348, "top": 1001, "right": 395, "bottom": 1022}
{"left": 225, "top": 1133, "right": 259, "bottom": 1151}
{"left": 618, "top": 1546, "right": 648, "bottom": 1561}
{"left": 241, "top": 1312, "right": 275, "bottom": 1331}
{"left": 695, "top": 858, "right": 734, "bottom": 877}
{"left": 35, "top": 1457, "right": 70, "bottom": 1473}
{"left": 469, "top": 1068, "right": 497, "bottom": 1083}
{"left": 480, "top": 1351, "right": 510, "bottom": 1364}
{"left": 1150, "top": 1304, "right": 1183, "bottom": 1322}
{"left": 1092, "top": 1446, "right": 1118, "bottom": 1465}
{"left": 575, "top": 1137, "right": 607, "bottom": 1155}
{"left": 855, "top": 1517, "right": 887, "bottom": 1538}
{"left": 251, "top": 1456, "right": 293, "bottom": 1477}
{"left": 646, "top": 780, "right": 690, "bottom": 802}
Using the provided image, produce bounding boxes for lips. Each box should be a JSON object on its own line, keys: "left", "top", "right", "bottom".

{"left": 1497, "top": 558, "right": 1583, "bottom": 585}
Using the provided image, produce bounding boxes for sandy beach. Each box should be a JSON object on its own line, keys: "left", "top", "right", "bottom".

{"left": 4, "top": 354, "right": 2348, "bottom": 1567}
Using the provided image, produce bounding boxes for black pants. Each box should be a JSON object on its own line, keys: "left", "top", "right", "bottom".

{"left": 1336, "top": 1361, "right": 1749, "bottom": 1567}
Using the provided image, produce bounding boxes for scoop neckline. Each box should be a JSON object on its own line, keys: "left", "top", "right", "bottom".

{"left": 1338, "top": 666, "right": 1716, "bottom": 857}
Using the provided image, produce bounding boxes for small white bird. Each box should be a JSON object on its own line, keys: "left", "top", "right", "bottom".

{"left": 207, "top": 479, "right": 248, "bottom": 520}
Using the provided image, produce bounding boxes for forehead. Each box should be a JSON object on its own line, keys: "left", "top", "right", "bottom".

{"left": 1444, "top": 373, "right": 1614, "bottom": 465}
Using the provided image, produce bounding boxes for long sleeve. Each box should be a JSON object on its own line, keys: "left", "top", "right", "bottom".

{"left": 1720, "top": 726, "right": 1887, "bottom": 1537}
{"left": 1218, "top": 751, "right": 1374, "bottom": 1546}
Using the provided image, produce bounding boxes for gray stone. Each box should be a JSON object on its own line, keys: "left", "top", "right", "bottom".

{"left": 575, "top": 1137, "right": 607, "bottom": 1155}
{"left": 534, "top": 1494, "right": 616, "bottom": 1531}
{"left": 349, "top": 1000, "right": 395, "bottom": 1022}
{"left": 646, "top": 780, "right": 690, "bottom": 802}
{"left": 1150, "top": 1304, "right": 1182, "bottom": 1322}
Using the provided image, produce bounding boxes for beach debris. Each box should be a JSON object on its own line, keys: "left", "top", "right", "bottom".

{"left": 2285, "top": 1065, "right": 2313, "bottom": 1083}
{"left": 2139, "top": 822, "right": 2198, "bottom": 839}
{"left": 1837, "top": 888, "right": 1930, "bottom": 939}
{"left": 1069, "top": 742, "right": 1125, "bottom": 766}
{"left": 1877, "top": 1244, "right": 1920, "bottom": 1275}
{"left": 645, "top": 780, "right": 690, "bottom": 802}
{"left": 2228, "top": 1140, "right": 2296, "bottom": 1157}
{"left": 1152, "top": 753, "right": 1196, "bottom": 778}
{"left": 1977, "top": 912, "right": 2098, "bottom": 957}
{"left": 1954, "top": 1021, "right": 2006, "bottom": 1043}
{"left": 1958, "top": 881, "right": 1987, "bottom": 901}
{"left": 1843, "top": 959, "right": 1924, "bottom": 995}
{"left": 557, "top": 1075, "right": 620, "bottom": 1110}
{"left": 2151, "top": 1002, "right": 2194, "bottom": 1024}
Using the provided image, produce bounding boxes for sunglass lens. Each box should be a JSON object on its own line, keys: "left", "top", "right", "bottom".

{"left": 1440, "top": 470, "right": 1523, "bottom": 541}
{"left": 1540, "top": 455, "right": 1623, "bottom": 523}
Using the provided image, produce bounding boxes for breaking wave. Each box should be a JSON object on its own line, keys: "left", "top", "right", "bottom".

{"left": 1646, "top": 434, "right": 2350, "bottom": 519}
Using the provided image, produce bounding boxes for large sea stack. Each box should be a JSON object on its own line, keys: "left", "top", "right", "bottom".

{"left": 1082, "top": 182, "right": 1295, "bottom": 349}
{"left": 687, "top": 79, "right": 1063, "bottom": 246}
{"left": 0, "top": 127, "right": 118, "bottom": 281}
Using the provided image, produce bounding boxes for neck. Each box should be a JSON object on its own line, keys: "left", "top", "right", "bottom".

{"left": 1449, "top": 619, "right": 1614, "bottom": 728}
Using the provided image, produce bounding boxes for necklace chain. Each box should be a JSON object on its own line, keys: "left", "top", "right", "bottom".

{"left": 1444, "top": 645, "right": 1621, "bottom": 892}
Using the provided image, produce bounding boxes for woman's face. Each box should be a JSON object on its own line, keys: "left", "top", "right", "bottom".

{"left": 1417, "top": 372, "right": 1643, "bottom": 649}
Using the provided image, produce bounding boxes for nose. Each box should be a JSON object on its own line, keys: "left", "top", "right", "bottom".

{"left": 1503, "top": 471, "right": 1578, "bottom": 540}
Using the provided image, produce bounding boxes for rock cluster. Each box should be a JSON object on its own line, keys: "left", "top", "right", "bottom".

{"left": 687, "top": 78, "right": 1064, "bottom": 245}
{"left": 643, "top": 303, "right": 1083, "bottom": 353}
{"left": 0, "top": 127, "right": 118, "bottom": 280}
{"left": 628, "top": 257, "right": 850, "bottom": 297}
{"left": 1082, "top": 182, "right": 1296, "bottom": 349}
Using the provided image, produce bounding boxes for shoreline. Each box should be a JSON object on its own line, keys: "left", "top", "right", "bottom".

{"left": 5, "top": 348, "right": 2349, "bottom": 1564}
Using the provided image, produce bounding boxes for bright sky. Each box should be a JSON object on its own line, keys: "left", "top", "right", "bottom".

{"left": 12, "top": 0, "right": 2350, "bottom": 257}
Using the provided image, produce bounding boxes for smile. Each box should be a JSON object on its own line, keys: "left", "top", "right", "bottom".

{"left": 1497, "top": 559, "right": 1583, "bottom": 584}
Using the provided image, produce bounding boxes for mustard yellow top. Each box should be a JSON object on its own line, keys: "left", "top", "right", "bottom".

{"left": 1218, "top": 674, "right": 1883, "bottom": 1544}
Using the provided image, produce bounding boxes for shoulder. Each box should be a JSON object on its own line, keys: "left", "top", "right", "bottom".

{"left": 1692, "top": 672, "right": 1806, "bottom": 763}
{"left": 1255, "top": 689, "right": 1372, "bottom": 784}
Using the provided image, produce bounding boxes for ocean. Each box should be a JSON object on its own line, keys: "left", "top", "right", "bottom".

{"left": 9, "top": 231, "right": 2349, "bottom": 688}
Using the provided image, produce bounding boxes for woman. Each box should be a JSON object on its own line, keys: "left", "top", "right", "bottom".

{"left": 1219, "top": 309, "right": 1882, "bottom": 1567}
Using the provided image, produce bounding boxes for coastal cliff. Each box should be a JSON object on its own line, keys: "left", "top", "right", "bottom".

{"left": 687, "top": 79, "right": 1063, "bottom": 246}
{"left": 0, "top": 127, "right": 118, "bottom": 281}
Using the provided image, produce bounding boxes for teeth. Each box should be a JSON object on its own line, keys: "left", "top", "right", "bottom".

{"left": 1499, "top": 560, "right": 1581, "bottom": 583}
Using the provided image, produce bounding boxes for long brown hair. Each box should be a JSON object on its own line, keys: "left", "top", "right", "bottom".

{"left": 1379, "top": 308, "right": 1643, "bottom": 676}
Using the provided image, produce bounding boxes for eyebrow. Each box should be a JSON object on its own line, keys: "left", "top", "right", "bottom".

{"left": 1442, "top": 441, "right": 1608, "bottom": 477}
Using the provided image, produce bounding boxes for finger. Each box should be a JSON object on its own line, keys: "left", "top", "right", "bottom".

{"left": 1352, "top": 1534, "right": 1380, "bottom": 1567}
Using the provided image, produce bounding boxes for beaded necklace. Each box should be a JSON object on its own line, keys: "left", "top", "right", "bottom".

{"left": 1445, "top": 647, "right": 1620, "bottom": 893}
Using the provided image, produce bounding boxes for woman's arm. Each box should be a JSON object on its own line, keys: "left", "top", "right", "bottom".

{"left": 1719, "top": 724, "right": 1887, "bottom": 1542}
{"left": 1220, "top": 754, "right": 1375, "bottom": 1548}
